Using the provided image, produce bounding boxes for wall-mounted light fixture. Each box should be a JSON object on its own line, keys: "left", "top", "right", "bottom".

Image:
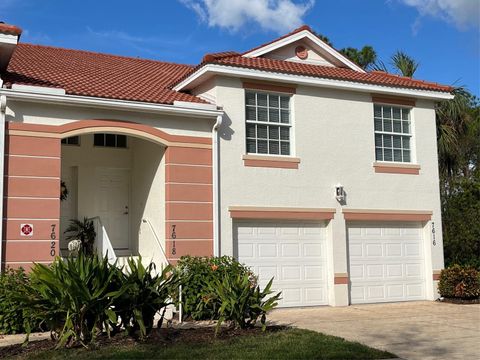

{"left": 335, "top": 183, "right": 345, "bottom": 202}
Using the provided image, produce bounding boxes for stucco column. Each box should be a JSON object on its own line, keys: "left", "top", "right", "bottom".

{"left": 330, "top": 212, "right": 349, "bottom": 306}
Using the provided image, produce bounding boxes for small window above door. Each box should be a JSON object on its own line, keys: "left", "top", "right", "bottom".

{"left": 93, "top": 133, "right": 127, "bottom": 148}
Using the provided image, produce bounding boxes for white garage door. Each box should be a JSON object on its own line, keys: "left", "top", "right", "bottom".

{"left": 348, "top": 222, "right": 426, "bottom": 304}
{"left": 236, "top": 221, "right": 328, "bottom": 307}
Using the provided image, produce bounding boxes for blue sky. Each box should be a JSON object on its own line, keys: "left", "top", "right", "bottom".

{"left": 1, "top": 0, "right": 479, "bottom": 96}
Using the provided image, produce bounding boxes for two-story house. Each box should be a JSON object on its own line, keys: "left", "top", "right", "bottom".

{"left": 0, "top": 23, "right": 453, "bottom": 306}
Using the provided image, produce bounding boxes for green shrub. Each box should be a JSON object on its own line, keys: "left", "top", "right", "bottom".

{"left": 114, "top": 258, "right": 178, "bottom": 339}
{"left": 0, "top": 268, "right": 41, "bottom": 334}
{"left": 438, "top": 265, "right": 480, "bottom": 299}
{"left": 205, "top": 273, "right": 281, "bottom": 333}
{"left": 25, "top": 254, "right": 123, "bottom": 348}
{"left": 173, "top": 256, "right": 253, "bottom": 320}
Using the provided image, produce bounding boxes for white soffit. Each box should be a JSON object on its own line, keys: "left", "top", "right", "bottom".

{"left": 173, "top": 64, "right": 454, "bottom": 101}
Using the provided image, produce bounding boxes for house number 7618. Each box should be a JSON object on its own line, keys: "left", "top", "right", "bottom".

{"left": 171, "top": 225, "right": 177, "bottom": 255}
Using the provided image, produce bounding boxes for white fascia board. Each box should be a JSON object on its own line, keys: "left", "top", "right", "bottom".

{"left": 173, "top": 64, "right": 454, "bottom": 101}
{"left": 12, "top": 84, "right": 66, "bottom": 95}
{"left": 243, "top": 30, "right": 366, "bottom": 73}
{"left": 173, "top": 100, "right": 217, "bottom": 110}
{"left": 0, "top": 88, "right": 224, "bottom": 118}
{"left": 0, "top": 33, "right": 18, "bottom": 45}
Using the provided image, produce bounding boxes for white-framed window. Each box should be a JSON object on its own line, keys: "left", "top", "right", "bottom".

{"left": 93, "top": 133, "right": 127, "bottom": 148}
{"left": 374, "top": 104, "right": 412, "bottom": 163}
{"left": 245, "top": 90, "right": 291, "bottom": 156}
{"left": 61, "top": 136, "right": 80, "bottom": 146}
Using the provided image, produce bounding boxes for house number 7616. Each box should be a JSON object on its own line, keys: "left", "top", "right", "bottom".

{"left": 432, "top": 222, "right": 436, "bottom": 246}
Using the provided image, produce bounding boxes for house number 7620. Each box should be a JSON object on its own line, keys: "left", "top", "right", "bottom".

{"left": 50, "top": 224, "right": 56, "bottom": 256}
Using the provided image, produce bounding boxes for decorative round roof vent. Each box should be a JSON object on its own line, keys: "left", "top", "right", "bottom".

{"left": 295, "top": 45, "right": 308, "bottom": 60}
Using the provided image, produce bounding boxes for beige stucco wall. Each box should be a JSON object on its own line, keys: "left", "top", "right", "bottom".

{"left": 207, "top": 76, "right": 444, "bottom": 305}
{"left": 5, "top": 100, "right": 213, "bottom": 138}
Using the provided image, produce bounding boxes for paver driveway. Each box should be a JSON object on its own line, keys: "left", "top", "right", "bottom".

{"left": 269, "top": 301, "right": 480, "bottom": 360}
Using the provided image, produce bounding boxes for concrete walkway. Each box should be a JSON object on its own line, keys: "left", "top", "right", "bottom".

{"left": 269, "top": 301, "right": 480, "bottom": 360}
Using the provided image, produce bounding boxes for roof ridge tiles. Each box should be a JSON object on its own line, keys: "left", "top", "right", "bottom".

{"left": 17, "top": 43, "right": 195, "bottom": 68}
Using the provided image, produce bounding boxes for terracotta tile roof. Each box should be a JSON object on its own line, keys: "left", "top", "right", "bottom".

{"left": 181, "top": 53, "right": 453, "bottom": 93}
{"left": 3, "top": 43, "right": 206, "bottom": 104}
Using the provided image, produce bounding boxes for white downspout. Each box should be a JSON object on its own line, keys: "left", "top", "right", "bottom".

{"left": 212, "top": 114, "right": 223, "bottom": 257}
{"left": 0, "top": 93, "right": 6, "bottom": 272}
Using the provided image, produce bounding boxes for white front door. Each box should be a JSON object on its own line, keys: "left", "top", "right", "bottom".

{"left": 95, "top": 168, "right": 131, "bottom": 250}
{"left": 236, "top": 221, "right": 328, "bottom": 307}
{"left": 348, "top": 222, "right": 426, "bottom": 304}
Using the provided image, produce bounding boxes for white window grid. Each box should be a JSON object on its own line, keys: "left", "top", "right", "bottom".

{"left": 245, "top": 90, "right": 291, "bottom": 156}
{"left": 374, "top": 104, "right": 412, "bottom": 163}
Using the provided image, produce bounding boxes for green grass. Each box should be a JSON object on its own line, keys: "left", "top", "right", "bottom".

{"left": 21, "top": 329, "right": 394, "bottom": 360}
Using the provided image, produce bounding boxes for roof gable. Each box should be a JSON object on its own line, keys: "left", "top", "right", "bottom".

{"left": 243, "top": 25, "right": 365, "bottom": 73}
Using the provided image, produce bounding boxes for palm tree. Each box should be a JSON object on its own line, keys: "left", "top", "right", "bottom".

{"left": 390, "top": 51, "right": 419, "bottom": 77}
{"left": 373, "top": 51, "right": 419, "bottom": 77}
{"left": 64, "top": 217, "right": 96, "bottom": 255}
{"left": 340, "top": 46, "right": 377, "bottom": 70}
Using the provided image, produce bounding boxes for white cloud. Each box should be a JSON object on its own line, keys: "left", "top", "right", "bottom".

{"left": 398, "top": 0, "right": 479, "bottom": 30}
{"left": 179, "top": 0, "right": 315, "bottom": 33}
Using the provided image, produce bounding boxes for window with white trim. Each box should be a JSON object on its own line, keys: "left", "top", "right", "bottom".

{"left": 245, "top": 90, "right": 291, "bottom": 156}
{"left": 374, "top": 104, "right": 412, "bottom": 162}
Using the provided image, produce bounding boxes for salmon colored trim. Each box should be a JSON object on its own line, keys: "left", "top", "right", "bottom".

{"left": 229, "top": 207, "right": 335, "bottom": 220}
{"left": 343, "top": 209, "right": 432, "bottom": 222}
{"left": 6, "top": 120, "right": 212, "bottom": 147}
{"left": 372, "top": 95, "right": 416, "bottom": 107}
{"left": 373, "top": 162, "right": 420, "bottom": 175}
{"left": 334, "top": 274, "right": 349, "bottom": 285}
{"left": 242, "top": 81, "right": 296, "bottom": 94}
{"left": 165, "top": 164, "right": 213, "bottom": 184}
{"left": 433, "top": 270, "right": 442, "bottom": 281}
{"left": 243, "top": 155, "right": 300, "bottom": 169}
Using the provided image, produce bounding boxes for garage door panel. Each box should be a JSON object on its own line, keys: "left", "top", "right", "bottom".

{"left": 237, "top": 221, "right": 327, "bottom": 307}
{"left": 348, "top": 222, "right": 426, "bottom": 304}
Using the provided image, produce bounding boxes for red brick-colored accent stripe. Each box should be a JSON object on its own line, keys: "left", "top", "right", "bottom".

{"left": 242, "top": 81, "right": 296, "bottom": 94}
{"left": 6, "top": 120, "right": 212, "bottom": 147}
{"left": 371, "top": 95, "right": 416, "bottom": 107}
{"left": 334, "top": 276, "right": 349, "bottom": 285}
{"left": 343, "top": 209, "right": 432, "bottom": 222}
{"left": 3, "top": 134, "right": 61, "bottom": 269}
{"left": 229, "top": 207, "right": 335, "bottom": 220}
{"left": 164, "top": 146, "right": 213, "bottom": 262}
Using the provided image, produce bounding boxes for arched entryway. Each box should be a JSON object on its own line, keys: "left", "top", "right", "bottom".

{"left": 3, "top": 119, "right": 214, "bottom": 270}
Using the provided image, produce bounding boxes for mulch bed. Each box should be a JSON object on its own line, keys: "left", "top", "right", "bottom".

{"left": 0, "top": 325, "right": 287, "bottom": 359}
{"left": 437, "top": 297, "right": 480, "bottom": 305}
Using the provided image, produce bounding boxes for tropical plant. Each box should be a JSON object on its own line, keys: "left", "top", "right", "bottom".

{"left": 173, "top": 256, "right": 253, "bottom": 320}
{"left": 0, "top": 268, "right": 41, "bottom": 335}
{"left": 204, "top": 273, "right": 281, "bottom": 333}
{"left": 114, "top": 258, "right": 178, "bottom": 340}
{"left": 339, "top": 46, "right": 377, "bottom": 70}
{"left": 24, "top": 254, "right": 123, "bottom": 348}
{"left": 390, "top": 51, "right": 419, "bottom": 77}
{"left": 64, "top": 217, "right": 96, "bottom": 255}
{"left": 438, "top": 265, "right": 480, "bottom": 299}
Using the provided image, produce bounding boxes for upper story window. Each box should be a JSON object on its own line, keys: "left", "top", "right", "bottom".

{"left": 374, "top": 104, "right": 412, "bottom": 163}
{"left": 61, "top": 136, "right": 80, "bottom": 146}
{"left": 245, "top": 90, "right": 291, "bottom": 156}
{"left": 94, "top": 133, "right": 127, "bottom": 148}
